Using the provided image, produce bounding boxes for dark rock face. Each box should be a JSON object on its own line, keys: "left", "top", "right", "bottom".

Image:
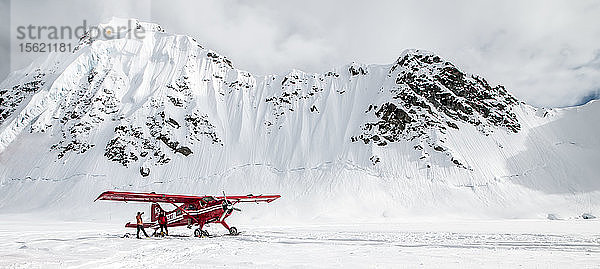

{"left": 51, "top": 68, "right": 119, "bottom": 158}
{"left": 227, "top": 71, "right": 254, "bottom": 94}
{"left": 391, "top": 51, "right": 520, "bottom": 134}
{"left": 140, "top": 166, "right": 150, "bottom": 177}
{"left": 0, "top": 70, "right": 46, "bottom": 124}
{"left": 349, "top": 64, "right": 368, "bottom": 76}
{"left": 369, "top": 155, "right": 380, "bottom": 165}
{"left": 105, "top": 125, "right": 146, "bottom": 167}
{"left": 206, "top": 51, "right": 234, "bottom": 69}
{"left": 264, "top": 72, "right": 325, "bottom": 131}
{"left": 353, "top": 103, "right": 412, "bottom": 146}
{"left": 175, "top": 146, "right": 192, "bottom": 156}
{"left": 353, "top": 50, "right": 521, "bottom": 167}
{"left": 104, "top": 76, "right": 221, "bottom": 173}
{"left": 185, "top": 112, "right": 223, "bottom": 146}
{"left": 104, "top": 107, "right": 197, "bottom": 169}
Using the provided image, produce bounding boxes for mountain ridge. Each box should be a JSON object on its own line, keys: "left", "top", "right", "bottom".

{"left": 0, "top": 18, "right": 598, "bottom": 221}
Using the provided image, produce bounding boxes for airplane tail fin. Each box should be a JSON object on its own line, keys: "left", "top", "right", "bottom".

{"left": 151, "top": 203, "right": 164, "bottom": 222}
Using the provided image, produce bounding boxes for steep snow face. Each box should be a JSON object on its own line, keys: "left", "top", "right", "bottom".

{"left": 0, "top": 19, "right": 598, "bottom": 221}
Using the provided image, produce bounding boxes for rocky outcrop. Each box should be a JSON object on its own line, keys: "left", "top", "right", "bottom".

{"left": 0, "top": 70, "right": 45, "bottom": 124}
{"left": 352, "top": 50, "right": 521, "bottom": 166}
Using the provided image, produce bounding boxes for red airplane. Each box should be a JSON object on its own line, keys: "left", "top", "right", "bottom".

{"left": 95, "top": 191, "right": 281, "bottom": 237}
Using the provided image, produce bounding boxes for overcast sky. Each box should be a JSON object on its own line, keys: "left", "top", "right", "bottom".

{"left": 1, "top": 0, "right": 599, "bottom": 107}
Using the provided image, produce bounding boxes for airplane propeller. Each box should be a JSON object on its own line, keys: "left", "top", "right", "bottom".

{"left": 220, "top": 191, "right": 241, "bottom": 222}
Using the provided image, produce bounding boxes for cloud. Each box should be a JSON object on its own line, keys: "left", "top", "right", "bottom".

{"left": 149, "top": 0, "right": 336, "bottom": 76}
{"left": 2, "top": 0, "right": 599, "bottom": 107}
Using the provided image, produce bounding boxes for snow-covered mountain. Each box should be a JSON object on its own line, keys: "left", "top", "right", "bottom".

{"left": 0, "top": 18, "right": 598, "bottom": 222}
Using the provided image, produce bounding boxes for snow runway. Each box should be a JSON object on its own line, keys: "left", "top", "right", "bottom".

{"left": 1, "top": 218, "right": 598, "bottom": 268}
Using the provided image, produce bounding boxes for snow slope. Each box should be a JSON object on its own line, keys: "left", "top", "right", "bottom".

{"left": 0, "top": 18, "right": 598, "bottom": 222}
{"left": 1, "top": 218, "right": 599, "bottom": 268}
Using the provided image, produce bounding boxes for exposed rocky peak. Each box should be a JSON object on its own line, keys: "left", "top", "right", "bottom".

{"left": 352, "top": 50, "right": 521, "bottom": 168}
{"left": 392, "top": 50, "right": 519, "bottom": 131}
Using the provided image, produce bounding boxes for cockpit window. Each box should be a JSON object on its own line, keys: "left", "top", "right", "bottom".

{"left": 201, "top": 197, "right": 215, "bottom": 203}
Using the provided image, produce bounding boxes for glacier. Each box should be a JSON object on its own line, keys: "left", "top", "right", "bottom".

{"left": 0, "top": 18, "right": 598, "bottom": 222}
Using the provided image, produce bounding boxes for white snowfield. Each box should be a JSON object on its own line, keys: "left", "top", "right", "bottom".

{"left": 0, "top": 217, "right": 598, "bottom": 268}
{"left": 0, "top": 18, "right": 599, "bottom": 268}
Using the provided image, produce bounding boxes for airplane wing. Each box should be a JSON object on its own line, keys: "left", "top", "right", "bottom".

{"left": 214, "top": 194, "right": 281, "bottom": 203}
{"left": 95, "top": 191, "right": 206, "bottom": 204}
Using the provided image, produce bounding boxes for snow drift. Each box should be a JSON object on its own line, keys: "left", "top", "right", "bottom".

{"left": 0, "top": 18, "right": 598, "bottom": 222}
